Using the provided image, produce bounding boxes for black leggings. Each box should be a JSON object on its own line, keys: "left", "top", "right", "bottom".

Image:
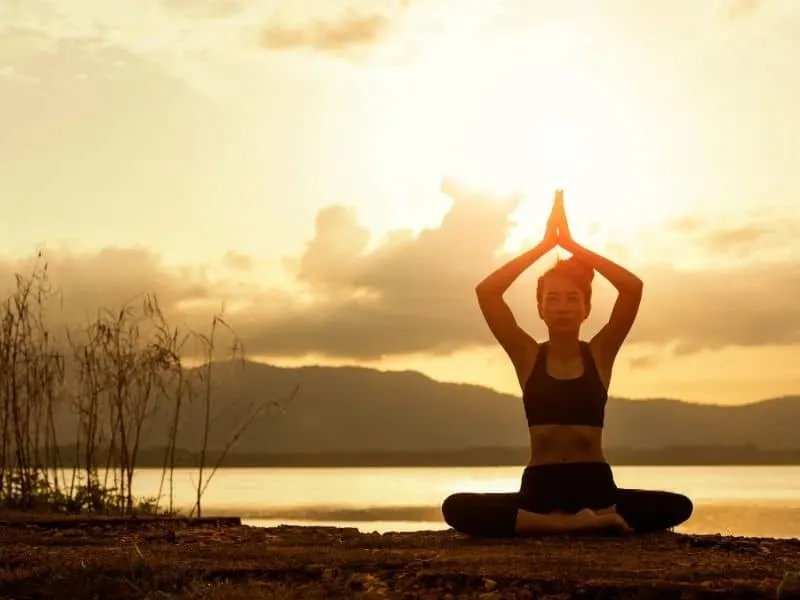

{"left": 441, "top": 462, "right": 693, "bottom": 537}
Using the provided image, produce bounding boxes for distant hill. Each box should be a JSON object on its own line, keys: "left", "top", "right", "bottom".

{"left": 51, "top": 360, "right": 800, "bottom": 458}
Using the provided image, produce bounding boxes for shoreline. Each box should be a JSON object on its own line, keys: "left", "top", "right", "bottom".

{"left": 7, "top": 499, "right": 800, "bottom": 540}
{"left": 1, "top": 515, "right": 798, "bottom": 599}
{"left": 37, "top": 445, "right": 800, "bottom": 469}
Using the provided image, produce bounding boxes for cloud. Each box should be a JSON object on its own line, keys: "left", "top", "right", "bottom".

{"left": 0, "top": 2, "right": 263, "bottom": 96}
{"left": 260, "top": 10, "right": 392, "bottom": 54}
{"left": 703, "top": 225, "right": 772, "bottom": 253}
{"left": 663, "top": 216, "right": 706, "bottom": 233}
{"left": 221, "top": 250, "right": 254, "bottom": 272}
{"left": 631, "top": 260, "right": 800, "bottom": 353}
{"left": 663, "top": 214, "right": 800, "bottom": 256}
{"left": 3, "top": 183, "right": 799, "bottom": 361}
{"left": 291, "top": 205, "right": 373, "bottom": 291}
{"left": 258, "top": 181, "right": 521, "bottom": 358}
{"left": 242, "top": 187, "right": 800, "bottom": 359}
{"left": 724, "top": 0, "right": 762, "bottom": 20}
{"left": 1, "top": 1, "right": 425, "bottom": 84}
{"left": 161, "top": 0, "right": 243, "bottom": 19}
{"left": 0, "top": 248, "right": 211, "bottom": 353}
{"left": 628, "top": 354, "right": 659, "bottom": 370}
{"left": 255, "top": 2, "right": 431, "bottom": 65}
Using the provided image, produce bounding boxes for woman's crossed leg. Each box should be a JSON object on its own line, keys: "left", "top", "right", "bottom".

{"left": 441, "top": 488, "right": 692, "bottom": 537}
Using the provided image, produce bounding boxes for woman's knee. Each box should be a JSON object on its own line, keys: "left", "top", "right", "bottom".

{"left": 616, "top": 489, "right": 694, "bottom": 531}
{"left": 671, "top": 493, "right": 694, "bottom": 523}
{"left": 441, "top": 492, "right": 519, "bottom": 537}
{"left": 441, "top": 493, "right": 472, "bottom": 526}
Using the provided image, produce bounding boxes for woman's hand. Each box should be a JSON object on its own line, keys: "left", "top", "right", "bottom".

{"left": 553, "top": 189, "right": 577, "bottom": 252}
{"left": 542, "top": 191, "right": 560, "bottom": 250}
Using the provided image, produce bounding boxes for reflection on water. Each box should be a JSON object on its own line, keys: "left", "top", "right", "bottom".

{"left": 91, "top": 465, "right": 800, "bottom": 539}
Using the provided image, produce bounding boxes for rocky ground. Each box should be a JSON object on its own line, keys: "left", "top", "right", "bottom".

{"left": 0, "top": 514, "right": 798, "bottom": 599}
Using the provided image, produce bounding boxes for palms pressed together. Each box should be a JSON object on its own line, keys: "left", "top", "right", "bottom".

{"left": 543, "top": 189, "right": 577, "bottom": 252}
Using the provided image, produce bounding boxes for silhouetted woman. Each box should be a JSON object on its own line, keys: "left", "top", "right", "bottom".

{"left": 441, "top": 190, "right": 693, "bottom": 536}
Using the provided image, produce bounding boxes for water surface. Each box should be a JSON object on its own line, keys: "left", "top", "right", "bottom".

{"left": 99, "top": 465, "right": 800, "bottom": 538}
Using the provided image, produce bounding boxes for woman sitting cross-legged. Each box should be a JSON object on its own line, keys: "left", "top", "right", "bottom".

{"left": 441, "top": 190, "right": 693, "bottom": 537}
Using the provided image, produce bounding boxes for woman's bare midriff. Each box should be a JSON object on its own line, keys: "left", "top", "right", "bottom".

{"left": 526, "top": 424, "right": 605, "bottom": 466}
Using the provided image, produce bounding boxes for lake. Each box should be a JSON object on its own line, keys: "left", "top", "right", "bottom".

{"left": 100, "top": 465, "right": 800, "bottom": 539}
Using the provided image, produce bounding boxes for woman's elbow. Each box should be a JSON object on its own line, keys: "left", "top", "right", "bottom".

{"left": 475, "top": 281, "right": 497, "bottom": 298}
{"left": 623, "top": 276, "right": 643, "bottom": 296}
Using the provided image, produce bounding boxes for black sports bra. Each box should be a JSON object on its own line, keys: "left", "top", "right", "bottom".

{"left": 522, "top": 341, "right": 608, "bottom": 428}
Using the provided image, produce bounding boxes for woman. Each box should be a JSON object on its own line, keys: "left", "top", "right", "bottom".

{"left": 441, "top": 190, "right": 693, "bottom": 537}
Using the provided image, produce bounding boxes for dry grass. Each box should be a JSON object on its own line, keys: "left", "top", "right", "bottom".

{"left": 0, "top": 253, "right": 295, "bottom": 518}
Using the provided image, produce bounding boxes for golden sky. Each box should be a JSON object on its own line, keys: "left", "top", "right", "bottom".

{"left": 1, "top": 0, "right": 799, "bottom": 405}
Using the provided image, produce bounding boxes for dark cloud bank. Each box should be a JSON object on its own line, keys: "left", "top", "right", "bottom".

{"left": 3, "top": 180, "right": 798, "bottom": 363}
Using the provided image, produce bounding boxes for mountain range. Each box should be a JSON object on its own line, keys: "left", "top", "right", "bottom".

{"left": 51, "top": 361, "right": 800, "bottom": 459}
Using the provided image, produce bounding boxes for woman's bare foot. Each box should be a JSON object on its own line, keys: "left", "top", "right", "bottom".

{"left": 593, "top": 504, "right": 618, "bottom": 516}
{"left": 573, "top": 508, "right": 634, "bottom": 535}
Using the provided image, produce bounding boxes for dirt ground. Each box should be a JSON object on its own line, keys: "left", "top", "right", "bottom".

{"left": 0, "top": 514, "right": 798, "bottom": 599}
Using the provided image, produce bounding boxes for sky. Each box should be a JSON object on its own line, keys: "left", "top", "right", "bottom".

{"left": 1, "top": 0, "right": 799, "bottom": 405}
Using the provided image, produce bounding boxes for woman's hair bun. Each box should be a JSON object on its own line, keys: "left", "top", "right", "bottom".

{"left": 556, "top": 256, "right": 594, "bottom": 284}
{"left": 536, "top": 255, "right": 594, "bottom": 304}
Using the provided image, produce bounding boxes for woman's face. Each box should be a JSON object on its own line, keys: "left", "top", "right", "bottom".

{"left": 538, "top": 274, "right": 589, "bottom": 332}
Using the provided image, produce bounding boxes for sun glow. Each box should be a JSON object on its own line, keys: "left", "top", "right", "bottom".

{"left": 372, "top": 20, "right": 668, "bottom": 252}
